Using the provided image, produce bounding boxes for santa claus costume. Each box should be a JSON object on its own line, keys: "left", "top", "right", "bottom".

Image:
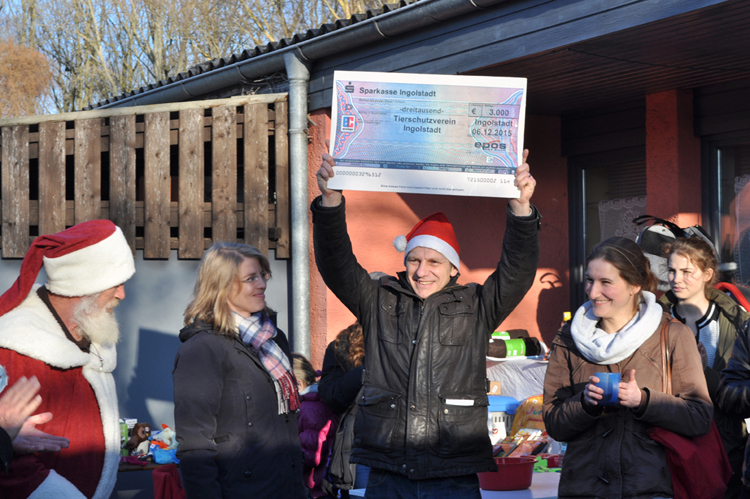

{"left": 0, "top": 220, "right": 135, "bottom": 499}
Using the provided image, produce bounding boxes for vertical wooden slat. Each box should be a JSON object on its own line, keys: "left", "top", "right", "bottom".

{"left": 274, "top": 100, "right": 290, "bottom": 258}
{"left": 244, "top": 103, "right": 269, "bottom": 255}
{"left": 179, "top": 108, "right": 205, "bottom": 258}
{"left": 144, "top": 112, "right": 171, "bottom": 258}
{"left": 38, "top": 122, "right": 66, "bottom": 236}
{"left": 211, "top": 105, "right": 237, "bottom": 244}
{"left": 109, "top": 115, "right": 137, "bottom": 253}
{"left": 74, "top": 118, "right": 101, "bottom": 224}
{"left": 1, "top": 126, "right": 30, "bottom": 257}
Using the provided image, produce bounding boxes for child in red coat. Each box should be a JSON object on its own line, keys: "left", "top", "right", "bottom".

{"left": 293, "top": 354, "right": 340, "bottom": 498}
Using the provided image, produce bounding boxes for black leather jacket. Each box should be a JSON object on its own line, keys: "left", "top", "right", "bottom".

{"left": 311, "top": 197, "right": 540, "bottom": 479}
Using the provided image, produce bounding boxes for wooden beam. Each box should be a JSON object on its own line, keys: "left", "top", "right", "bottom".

{"left": 244, "top": 103, "right": 269, "bottom": 255}
{"left": 178, "top": 108, "right": 205, "bottom": 258}
{"left": 1, "top": 126, "right": 30, "bottom": 257}
{"left": 211, "top": 105, "right": 238, "bottom": 244}
{"left": 74, "top": 118, "right": 102, "bottom": 224}
{"left": 110, "top": 115, "right": 137, "bottom": 253}
{"left": 274, "top": 100, "right": 290, "bottom": 259}
{"left": 0, "top": 94, "right": 287, "bottom": 127}
{"left": 144, "top": 112, "right": 171, "bottom": 258}
{"left": 38, "top": 122, "right": 66, "bottom": 236}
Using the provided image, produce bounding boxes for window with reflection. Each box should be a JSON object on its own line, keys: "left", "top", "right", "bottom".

{"left": 717, "top": 143, "right": 750, "bottom": 284}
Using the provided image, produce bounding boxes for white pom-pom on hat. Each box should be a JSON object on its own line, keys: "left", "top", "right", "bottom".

{"left": 393, "top": 235, "right": 408, "bottom": 253}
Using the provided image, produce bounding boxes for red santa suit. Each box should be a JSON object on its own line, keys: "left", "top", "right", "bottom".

{"left": 0, "top": 220, "right": 134, "bottom": 499}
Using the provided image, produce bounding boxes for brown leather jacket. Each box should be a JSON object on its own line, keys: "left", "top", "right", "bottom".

{"left": 543, "top": 312, "right": 712, "bottom": 499}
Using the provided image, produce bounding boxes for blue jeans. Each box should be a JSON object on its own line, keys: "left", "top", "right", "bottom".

{"left": 365, "top": 468, "right": 481, "bottom": 499}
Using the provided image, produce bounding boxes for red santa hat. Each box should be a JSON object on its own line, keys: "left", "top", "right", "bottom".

{"left": 0, "top": 220, "right": 135, "bottom": 317}
{"left": 393, "top": 212, "right": 461, "bottom": 271}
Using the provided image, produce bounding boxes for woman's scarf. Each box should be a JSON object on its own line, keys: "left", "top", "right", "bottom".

{"left": 571, "top": 291, "right": 663, "bottom": 365}
{"left": 235, "top": 311, "right": 300, "bottom": 414}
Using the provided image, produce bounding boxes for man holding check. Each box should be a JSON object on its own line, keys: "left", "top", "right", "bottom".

{"left": 311, "top": 149, "right": 540, "bottom": 498}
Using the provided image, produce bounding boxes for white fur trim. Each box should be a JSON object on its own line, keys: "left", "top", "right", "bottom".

{"left": 28, "top": 470, "right": 86, "bottom": 499}
{"left": 44, "top": 226, "right": 135, "bottom": 297}
{"left": 0, "top": 287, "right": 120, "bottom": 499}
{"left": 85, "top": 365, "right": 121, "bottom": 499}
{"left": 404, "top": 234, "right": 460, "bottom": 271}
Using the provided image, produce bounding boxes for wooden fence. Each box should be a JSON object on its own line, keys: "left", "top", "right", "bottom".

{"left": 0, "top": 94, "right": 289, "bottom": 259}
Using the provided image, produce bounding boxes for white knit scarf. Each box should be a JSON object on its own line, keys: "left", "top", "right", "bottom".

{"left": 571, "top": 291, "right": 663, "bottom": 365}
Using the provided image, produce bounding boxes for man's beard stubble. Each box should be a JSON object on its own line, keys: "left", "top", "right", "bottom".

{"left": 72, "top": 294, "right": 121, "bottom": 347}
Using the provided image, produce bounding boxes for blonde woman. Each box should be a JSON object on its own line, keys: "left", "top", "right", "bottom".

{"left": 173, "top": 242, "right": 305, "bottom": 499}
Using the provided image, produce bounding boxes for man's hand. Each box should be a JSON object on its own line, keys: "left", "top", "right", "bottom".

{"left": 619, "top": 369, "right": 642, "bottom": 408}
{"left": 508, "top": 149, "right": 535, "bottom": 216}
{"left": 0, "top": 376, "right": 43, "bottom": 441}
{"left": 13, "top": 413, "right": 70, "bottom": 454}
{"left": 317, "top": 141, "right": 343, "bottom": 207}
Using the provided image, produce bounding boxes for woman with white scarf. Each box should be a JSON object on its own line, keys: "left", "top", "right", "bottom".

{"left": 543, "top": 236, "right": 712, "bottom": 499}
{"left": 173, "top": 242, "right": 306, "bottom": 499}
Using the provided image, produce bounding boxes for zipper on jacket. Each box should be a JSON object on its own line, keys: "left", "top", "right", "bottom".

{"left": 409, "top": 303, "right": 426, "bottom": 358}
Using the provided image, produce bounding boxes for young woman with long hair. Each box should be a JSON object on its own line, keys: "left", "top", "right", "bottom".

{"left": 661, "top": 237, "right": 750, "bottom": 498}
{"left": 543, "top": 237, "right": 712, "bottom": 499}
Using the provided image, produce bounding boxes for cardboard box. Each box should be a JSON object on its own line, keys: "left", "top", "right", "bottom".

{"left": 488, "top": 381, "right": 502, "bottom": 395}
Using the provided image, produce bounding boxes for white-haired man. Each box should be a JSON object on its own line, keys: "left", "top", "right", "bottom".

{"left": 0, "top": 220, "right": 135, "bottom": 499}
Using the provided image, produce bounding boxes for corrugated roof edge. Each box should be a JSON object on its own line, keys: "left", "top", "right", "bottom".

{"left": 89, "top": 0, "right": 509, "bottom": 110}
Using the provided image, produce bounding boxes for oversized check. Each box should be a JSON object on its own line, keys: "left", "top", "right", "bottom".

{"left": 328, "top": 71, "right": 527, "bottom": 198}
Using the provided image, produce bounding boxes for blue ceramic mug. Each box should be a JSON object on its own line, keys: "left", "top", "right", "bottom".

{"left": 594, "top": 372, "right": 621, "bottom": 406}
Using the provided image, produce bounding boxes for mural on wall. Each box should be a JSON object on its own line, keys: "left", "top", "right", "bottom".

{"left": 598, "top": 196, "right": 647, "bottom": 242}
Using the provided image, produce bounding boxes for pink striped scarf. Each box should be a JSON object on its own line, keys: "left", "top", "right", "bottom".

{"left": 237, "top": 312, "right": 299, "bottom": 414}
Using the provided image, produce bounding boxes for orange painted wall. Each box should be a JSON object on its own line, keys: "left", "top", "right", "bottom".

{"left": 307, "top": 110, "right": 570, "bottom": 368}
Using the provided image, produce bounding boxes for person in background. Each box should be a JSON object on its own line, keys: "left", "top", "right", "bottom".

{"left": 173, "top": 242, "right": 305, "bottom": 499}
{"left": 718, "top": 325, "right": 750, "bottom": 499}
{"left": 0, "top": 376, "right": 70, "bottom": 472}
{"left": 543, "top": 236, "right": 712, "bottom": 499}
{"left": 0, "top": 220, "right": 135, "bottom": 499}
{"left": 292, "top": 353, "right": 340, "bottom": 499}
{"left": 318, "top": 322, "right": 369, "bottom": 488}
{"left": 318, "top": 323, "right": 365, "bottom": 414}
{"left": 660, "top": 237, "right": 749, "bottom": 498}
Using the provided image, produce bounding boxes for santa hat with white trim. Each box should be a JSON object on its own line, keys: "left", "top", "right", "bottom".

{"left": 0, "top": 220, "right": 135, "bottom": 317}
{"left": 393, "top": 212, "right": 460, "bottom": 271}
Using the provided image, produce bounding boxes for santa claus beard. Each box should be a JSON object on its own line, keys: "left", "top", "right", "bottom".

{"left": 73, "top": 294, "right": 121, "bottom": 346}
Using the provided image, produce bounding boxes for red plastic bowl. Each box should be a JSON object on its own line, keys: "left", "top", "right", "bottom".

{"left": 478, "top": 456, "right": 537, "bottom": 491}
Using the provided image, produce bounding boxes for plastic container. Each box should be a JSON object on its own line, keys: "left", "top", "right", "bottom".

{"left": 478, "top": 456, "right": 537, "bottom": 491}
{"left": 487, "top": 395, "right": 519, "bottom": 444}
{"left": 537, "top": 453, "right": 563, "bottom": 467}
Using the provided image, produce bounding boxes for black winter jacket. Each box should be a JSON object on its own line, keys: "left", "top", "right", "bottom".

{"left": 173, "top": 321, "right": 306, "bottom": 499}
{"left": 311, "top": 197, "right": 540, "bottom": 479}
{"left": 718, "top": 319, "right": 750, "bottom": 484}
{"left": 318, "top": 341, "right": 364, "bottom": 414}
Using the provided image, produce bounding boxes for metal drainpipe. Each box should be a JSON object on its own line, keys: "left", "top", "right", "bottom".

{"left": 284, "top": 50, "right": 312, "bottom": 357}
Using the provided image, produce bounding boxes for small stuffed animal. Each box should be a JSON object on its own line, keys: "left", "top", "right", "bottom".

{"left": 151, "top": 424, "right": 178, "bottom": 450}
{"left": 124, "top": 423, "right": 151, "bottom": 454}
